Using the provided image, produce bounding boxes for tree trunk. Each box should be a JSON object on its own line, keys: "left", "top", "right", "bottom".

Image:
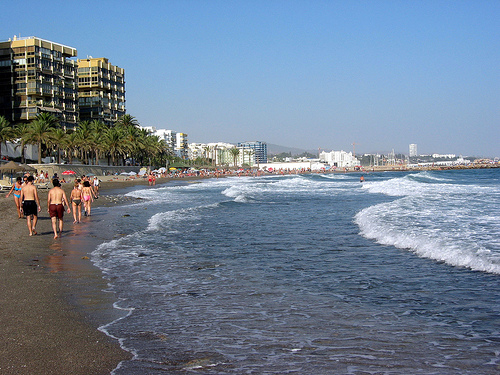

{"left": 38, "top": 141, "right": 42, "bottom": 164}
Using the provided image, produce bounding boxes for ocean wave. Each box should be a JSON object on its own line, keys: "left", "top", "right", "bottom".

{"left": 221, "top": 184, "right": 257, "bottom": 203}
{"left": 146, "top": 203, "right": 220, "bottom": 232}
{"left": 361, "top": 172, "right": 471, "bottom": 198}
{"left": 320, "top": 173, "right": 351, "bottom": 180}
{"left": 92, "top": 237, "right": 150, "bottom": 271}
{"left": 410, "top": 170, "right": 451, "bottom": 182}
{"left": 355, "top": 200, "right": 500, "bottom": 274}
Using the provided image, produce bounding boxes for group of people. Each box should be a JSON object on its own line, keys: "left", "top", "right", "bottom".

{"left": 70, "top": 177, "right": 99, "bottom": 223}
{"left": 6, "top": 173, "right": 100, "bottom": 239}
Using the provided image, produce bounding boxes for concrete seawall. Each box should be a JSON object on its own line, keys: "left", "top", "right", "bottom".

{"left": 27, "top": 164, "right": 144, "bottom": 177}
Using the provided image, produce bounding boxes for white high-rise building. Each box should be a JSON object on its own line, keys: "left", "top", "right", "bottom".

{"left": 409, "top": 144, "right": 418, "bottom": 157}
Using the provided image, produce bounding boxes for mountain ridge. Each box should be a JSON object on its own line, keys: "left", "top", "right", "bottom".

{"left": 266, "top": 143, "right": 317, "bottom": 156}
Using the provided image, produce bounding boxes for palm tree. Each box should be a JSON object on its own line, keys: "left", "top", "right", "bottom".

{"left": 115, "top": 114, "right": 139, "bottom": 129}
{"left": 104, "top": 127, "right": 129, "bottom": 166}
{"left": 122, "top": 125, "right": 143, "bottom": 164}
{"left": 0, "top": 115, "right": 14, "bottom": 159}
{"left": 230, "top": 147, "right": 240, "bottom": 168}
{"left": 75, "top": 121, "right": 93, "bottom": 164}
{"left": 25, "top": 113, "right": 59, "bottom": 163}
{"left": 143, "top": 135, "right": 165, "bottom": 166}
{"left": 203, "top": 145, "right": 210, "bottom": 164}
{"left": 156, "top": 138, "right": 173, "bottom": 167}
{"left": 14, "top": 123, "right": 30, "bottom": 163}
{"left": 63, "top": 131, "right": 79, "bottom": 164}
{"left": 89, "top": 120, "right": 107, "bottom": 165}
{"left": 50, "top": 128, "right": 67, "bottom": 164}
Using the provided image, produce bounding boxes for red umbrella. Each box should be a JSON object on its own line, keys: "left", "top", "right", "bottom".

{"left": 62, "top": 170, "right": 76, "bottom": 175}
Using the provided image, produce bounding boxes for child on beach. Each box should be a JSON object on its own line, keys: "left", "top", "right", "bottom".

{"left": 6, "top": 176, "right": 23, "bottom": 218}
{"left": 70, "top": 181, "right": 83, "bottom": 223}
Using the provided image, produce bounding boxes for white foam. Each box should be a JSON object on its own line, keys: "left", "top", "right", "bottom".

{"left": 356, "top": 171, "right": 500, "bottom": 274}
{"left": 146, "top": 202, "right": 220, "bottom": 232}
{"left": 355, "top": 199, "right": 500, "bottom": 274}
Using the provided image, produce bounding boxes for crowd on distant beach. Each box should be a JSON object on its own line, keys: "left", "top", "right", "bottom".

{"left": 6, "top": 173, "right": 100, "bottom": 239}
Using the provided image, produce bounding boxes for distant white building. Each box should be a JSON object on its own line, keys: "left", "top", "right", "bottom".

{"left": 258, "top": 161, "right": 327, "bottom": 172}
{"left": 319, "top": 150, "right": 360, "bottom": 168}
{"left": 140, "top": 126, "right": 156, "bottom": 134}
{"left": 409, "top": 144, "right": 418, "bottom": 157}
{"left": 143, "top": 127, "right": 189, "bottom": 159}
{"left": 188, "top": 143, "right": 207, "bottom": 160}
{"left": 1, "top": 141, "right": 38, "bottom": 161}
{"left": 188, "top": 142, "right": 236, "bottom": 166}
{"left": 432, "top": 153, "right": 456, "bottom": 159}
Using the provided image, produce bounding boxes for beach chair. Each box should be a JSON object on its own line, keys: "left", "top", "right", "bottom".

{"left": 0, "top": 179, "right": 11, "bottom": 191}
{"left": 35, "top": 182, "right": 49, "bottom": 190}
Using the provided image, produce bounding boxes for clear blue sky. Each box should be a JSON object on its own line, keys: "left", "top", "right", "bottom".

{"left": 3, "top": 0, "right": 499, "bottom": 157}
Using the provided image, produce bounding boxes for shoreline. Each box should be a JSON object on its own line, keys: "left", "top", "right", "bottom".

{"left": 0, "top": 166, "right": 496, "bottom": 373}
{"left": 0, "top": 177, "right": 172, "bottom": 374}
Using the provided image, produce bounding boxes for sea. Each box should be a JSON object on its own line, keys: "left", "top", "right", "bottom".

{"left": 89, "top": 168, "right": 500, "bottom": 374}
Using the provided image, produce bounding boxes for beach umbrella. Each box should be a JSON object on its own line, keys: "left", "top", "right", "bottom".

{"left": 0, "top": 161, "right": 28, "bottom": 183}
{"left": 86, "top": 172, "right": 96, "bottom": 176}
{"left": 0, "top": 160, "right": 24, "bottom": 173}
{"left": 15, "top": 163, "right": 37, "bottom": 172}
{"left": 62, "top": 170, "right": 76, "bottom": 175}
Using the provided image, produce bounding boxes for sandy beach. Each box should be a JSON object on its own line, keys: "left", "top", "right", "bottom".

{"left": 0, "top": 176, "right": 169, "bottom": 374}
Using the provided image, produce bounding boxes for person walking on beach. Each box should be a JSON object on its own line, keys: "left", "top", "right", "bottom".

{"left": 6, "top": 176, "right": 23, "bottom": 218}
{"left": 47, "top": 179, "right": 71, "bottom": 239}
{"left": 81, "top": 180, "right": 94, "bottom": 216}
{"left": 70, "top": 181, "right": 83, "bottom": 223}
{"left": 93, "top": 176, "right": 100, "bottom": 196}
{"left": 19, "top": 175, "right": 41, "bottom": 236}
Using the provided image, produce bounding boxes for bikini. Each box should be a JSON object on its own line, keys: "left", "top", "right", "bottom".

{"left": 13, "top": 185, "right": 21, "bottom": 199}
{"left": 72, "top": 189, "right": 82, "bottom": 206}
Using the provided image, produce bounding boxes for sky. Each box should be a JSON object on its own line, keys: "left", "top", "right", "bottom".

{"left": 2, "top": 0, "right": 499, "bottom": 157}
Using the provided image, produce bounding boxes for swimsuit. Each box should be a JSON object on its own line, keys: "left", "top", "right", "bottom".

{"left": 22, "top": 200, "right": 37, "bottom": 216}
{"left": 83, "top": 195, "right": 91, "bottom": 202}
{"left": 49, "top": 203, "right": 64, "bottom": 219}
{"left": 13, "top": 185, "right": 21, "bottom": 199}
{"left": 72, "top": 199, "right": 81, "bottom": 206}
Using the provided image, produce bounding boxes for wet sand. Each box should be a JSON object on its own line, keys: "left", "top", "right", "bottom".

{"left": 0, "top": 177, "right": 174, "bottom": 374}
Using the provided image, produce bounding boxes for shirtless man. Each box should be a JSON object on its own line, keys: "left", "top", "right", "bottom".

{"left": 47, "top": 179, "right": 71, "bottom": 239}
{"left": 20, "top": 175, "right": 41, "bottom": 236}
